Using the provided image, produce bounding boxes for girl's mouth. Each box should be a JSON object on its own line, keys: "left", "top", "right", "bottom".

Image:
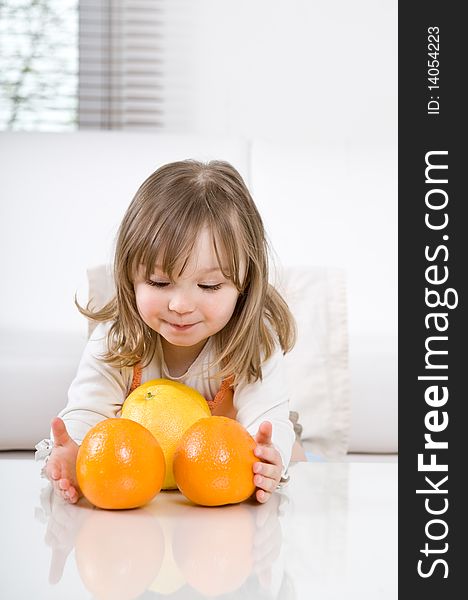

{"left": 167, "top": 322, "right": 198, "bottom": 331}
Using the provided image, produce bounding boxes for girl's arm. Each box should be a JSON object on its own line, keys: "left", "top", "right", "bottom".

{"left": 36, "top": 324, "right": 132, "bottom": 463}
{"left": 234, "top": 348, "right": 296, "bottom": 501}
{"left": 53, "top": 322, "right": 131, "bottom": 444}
{"left": 36, "top": 323, "right": 131, "bottom": 504}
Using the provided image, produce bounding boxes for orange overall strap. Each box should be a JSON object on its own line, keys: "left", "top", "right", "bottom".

{"left": 129, "top": 363, "right": 143, "bottom": 394}
{"left": 207, "top": 375, "right": 235, "bottom": 413}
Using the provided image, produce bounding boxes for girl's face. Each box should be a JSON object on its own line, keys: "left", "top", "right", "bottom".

{"left": 133, "top": 228, "right": 241, "bottom": 353}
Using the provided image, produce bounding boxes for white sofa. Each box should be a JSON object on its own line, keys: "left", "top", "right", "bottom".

{"left": 0, "top": 132, "right": 397, "bottom": 460}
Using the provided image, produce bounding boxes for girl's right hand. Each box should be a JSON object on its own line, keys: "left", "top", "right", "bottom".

{"left": 45, "top": 418, "right": 82, "bottom": 504}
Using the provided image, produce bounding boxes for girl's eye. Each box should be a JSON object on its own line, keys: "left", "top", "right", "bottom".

{"left": 198, "top": 283, "right": 222, "bottom": 291}
{"left": 145, "top": 280, "right": 222, "bottom": 291}
{"left": 146, "top": 280, "right": 170, "bottom": 288}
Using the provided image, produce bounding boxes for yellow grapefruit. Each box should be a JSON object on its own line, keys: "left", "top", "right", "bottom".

{"left": 121, "top": 379, "right": 210, "bottom": 489}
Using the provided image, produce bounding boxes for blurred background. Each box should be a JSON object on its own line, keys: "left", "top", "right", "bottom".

{"left": 0, "top": 0, "right": 397, "bottom": 456}
{"left": 0, "top": 0, "right": 395, "bottom": 142}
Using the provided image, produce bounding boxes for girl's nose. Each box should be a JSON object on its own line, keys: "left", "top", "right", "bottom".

{"left": 168, "top": 291, "right": 195, "bottom": 314}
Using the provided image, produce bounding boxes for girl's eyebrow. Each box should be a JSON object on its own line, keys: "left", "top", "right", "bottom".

{"left": 153, "top": 265, "right": 224, "bottom": 275}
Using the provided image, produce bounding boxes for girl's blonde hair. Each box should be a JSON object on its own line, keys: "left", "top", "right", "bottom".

{"left": 78, "top": 159, "right": 296, "bottom": 384}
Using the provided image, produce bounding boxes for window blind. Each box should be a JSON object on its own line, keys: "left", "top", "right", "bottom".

{"left": 78, "top": 0, "right": 164, "bottom": 130}
{"left": 0, "top": 0, "right": 78, "bottom": 131}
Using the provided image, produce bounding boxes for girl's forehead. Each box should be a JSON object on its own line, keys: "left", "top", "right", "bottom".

{"left": 186, "top": 228, "right": 227, "bottom": 267}
{"left": 141, "top": 227, "right": 230, "bottom": 274}
{"left": 133, "top": 219, "right": 249, "bottom": 286}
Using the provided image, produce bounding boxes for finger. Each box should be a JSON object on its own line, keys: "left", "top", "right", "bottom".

{"left": 51, "top": 418, "right": 70, "bottom": 447}
{"left": 60, "top": 488, "right": 71, "bottom": 502}
{"left": 254, "top": 445, "right": 281, "bottom": 466}
{"left": 46, "top": 459, "right": 61, "bottom": 481}
{"left": 52, "top": 482, "right": 66, "bottom": 499}
{"left": 58, "top": 478, "right": 71, "bottom": 492}
{"left": 254, "top": 473, "right": 277, "bottom": 493}
{"left": 254, "top": 421, "right": 272, "bottom": 445}
{"left": 66, "top": 486, "right": 79, "bottom": 504}
{"left": 253, "top": 461, "right": 279, "bottom": 480}
{"left": 256, "top": 489, "right": 271, "bottom": 503}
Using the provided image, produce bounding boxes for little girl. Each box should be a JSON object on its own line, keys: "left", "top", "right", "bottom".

{"left": 38, "top": 159, "right": 303, "bottom": 505}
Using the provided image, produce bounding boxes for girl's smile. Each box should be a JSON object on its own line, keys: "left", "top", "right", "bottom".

{"left": 165, "top": 321, "right": 200, "bottom": 331}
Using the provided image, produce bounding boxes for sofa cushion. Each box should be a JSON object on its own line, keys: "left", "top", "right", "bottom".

{"left": 0, "top": 329, "right": 87, "bottom": 450}
{"left": 274, "top": 266, "right": 350, "bottom": 456}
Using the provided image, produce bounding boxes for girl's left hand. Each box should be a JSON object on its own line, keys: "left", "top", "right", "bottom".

{"left": 253, "top": 421, "right": 283, "bottom": 504}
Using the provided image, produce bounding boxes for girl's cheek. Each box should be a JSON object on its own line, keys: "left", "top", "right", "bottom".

{"left": 138, "top": 286, "right": 160, "bottom": 305}
{"left": 135, "top": 292, "right": 156, "bottom": 317}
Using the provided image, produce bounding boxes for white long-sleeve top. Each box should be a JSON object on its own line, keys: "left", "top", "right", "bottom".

{"left": 53, "top": 322, "right": 295, "bottom": 475}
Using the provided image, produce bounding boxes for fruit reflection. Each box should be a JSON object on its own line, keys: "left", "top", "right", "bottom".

{"left": 147, "top": 516, "right": 186, "bottom": 595}
{"left": 75, "top": 507, "right": 164, "bottom": 600}
{"left": 172, "top": 502, "right": 255, "bottom": 596}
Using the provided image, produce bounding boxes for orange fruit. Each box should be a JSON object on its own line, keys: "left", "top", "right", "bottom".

{"left": 173, "top": 416, "right": 257, "bottom": 506}
{"left": 121, "top": 378, "right": 211, "bottom": 490}
{"left": 76, "top": 418, "right": 165, "bottom": 509}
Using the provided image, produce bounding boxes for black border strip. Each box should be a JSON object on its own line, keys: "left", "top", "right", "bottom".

{"left": 399, "top": 2, "right": 465, "bottom": 594}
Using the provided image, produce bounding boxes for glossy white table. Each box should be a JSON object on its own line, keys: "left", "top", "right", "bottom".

{"left": 0, "top": 455, "right": 397, "bottom": 599}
